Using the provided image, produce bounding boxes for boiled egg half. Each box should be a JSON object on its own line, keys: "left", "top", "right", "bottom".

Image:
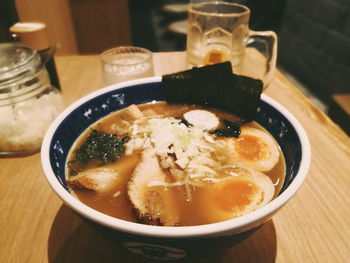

{"left": 228, "top": 127, "right": 280, "bottom": 172}
{"left": 202, "top": 165, "right": 275, "bottom": 222}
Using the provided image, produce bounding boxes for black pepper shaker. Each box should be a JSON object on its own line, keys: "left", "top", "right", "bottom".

{"left": 9, "top": 22, "right": 61, "bottom": 90}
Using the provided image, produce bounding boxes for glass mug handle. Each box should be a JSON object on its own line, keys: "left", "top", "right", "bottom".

{"left": 246, "top": 30, "right": 278, "bottom": 88}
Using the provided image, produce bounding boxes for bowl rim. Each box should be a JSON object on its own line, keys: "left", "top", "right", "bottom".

{"left": 41, "top": 76, "right": 311, "bottom": 238}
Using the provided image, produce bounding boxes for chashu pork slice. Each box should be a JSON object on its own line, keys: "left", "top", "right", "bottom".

{"left": 68, "top": 167, "right": 119, "bottom": 192}
{"left": 127, "top": 148, "right": 179, "bottom": 226}
{"left": 118, "top": 104, "right": 145, "bottom": 121}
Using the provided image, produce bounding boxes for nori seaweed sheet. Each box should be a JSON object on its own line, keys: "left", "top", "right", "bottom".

{"left": 224, "top": 74, "right": 263, "bottom": 120}
{"left": 162, "top": 68, "right": 193, "bottom": 103}
{"left": 163, "top": 62, "right": 233, "bottom": 106}
{"left": 162, "top": 62, "right": 263, "bottom": 121}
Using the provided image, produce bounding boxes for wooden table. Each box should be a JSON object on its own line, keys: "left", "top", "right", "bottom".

{"left": 1, "top": 51, "right": 349, "bottom": 263}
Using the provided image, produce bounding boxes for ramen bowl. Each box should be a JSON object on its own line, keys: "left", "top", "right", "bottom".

{"left": 41, "top": 77, "right": 311, "bottom": 261}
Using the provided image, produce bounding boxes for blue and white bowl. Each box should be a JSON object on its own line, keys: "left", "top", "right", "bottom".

{"left": 41, "top": 77, "right": 311, "bottom": 261}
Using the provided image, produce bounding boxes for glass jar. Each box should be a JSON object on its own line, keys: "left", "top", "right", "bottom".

{"left": 0, "top": 43, "right": 63, "bottom": 155}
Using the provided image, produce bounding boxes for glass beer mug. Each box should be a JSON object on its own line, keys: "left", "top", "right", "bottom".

{"left": 186, "top": 1, "right": 277, "bottom": 86}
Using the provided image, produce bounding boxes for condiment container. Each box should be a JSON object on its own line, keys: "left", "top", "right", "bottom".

{"left": 0, "top": 43, "right": 63, "bottom": 155}
{"left": 10, "top": 22, "right": 61, "bottom": 90}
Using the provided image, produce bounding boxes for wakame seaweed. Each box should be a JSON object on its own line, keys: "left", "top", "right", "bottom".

{"left": 69, "top": 130, "right": 129, "bottom": 175}
{"left": 210, "top": 119, "right": 249, "bottom": 138}
{"left": 162, "top": 62, "right": 263, "bottom": 121}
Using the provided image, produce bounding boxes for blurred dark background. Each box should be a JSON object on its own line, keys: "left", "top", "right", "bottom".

{"left": 1, "top": 0, "right": 349, "bottom": 134}
{"left": 128, "top": 0, "right": 286, "bottom": 52}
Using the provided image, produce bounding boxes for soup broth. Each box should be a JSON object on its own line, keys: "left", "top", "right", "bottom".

{"left": 67, "top": 102, "right": 285, "bottom": 226}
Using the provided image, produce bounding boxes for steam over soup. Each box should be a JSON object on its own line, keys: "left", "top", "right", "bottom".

{"left": 67, "top": 102, "right": 285, "bottom": 226}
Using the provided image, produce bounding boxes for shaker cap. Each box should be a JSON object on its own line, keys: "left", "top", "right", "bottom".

{"left": 10, "top": 22, "right": 50, "bottom": 51}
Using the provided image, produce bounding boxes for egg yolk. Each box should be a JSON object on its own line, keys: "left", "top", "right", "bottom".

{"left": 213, "top": 179, "right": 259, "bottom": 212}
{"left": 235, "top": 134, "right": 269, "bottom": 161}
{"left": 204, "top": 50, "right": 228, "bottom": 65}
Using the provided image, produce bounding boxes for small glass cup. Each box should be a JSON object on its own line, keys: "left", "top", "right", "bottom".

{"left": 101, "top": 46, "right": 154, "bottom": 86}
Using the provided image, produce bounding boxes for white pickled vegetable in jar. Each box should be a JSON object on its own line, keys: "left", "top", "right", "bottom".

{"left": 0, "top": 43, "right": 63, "bottom": 155}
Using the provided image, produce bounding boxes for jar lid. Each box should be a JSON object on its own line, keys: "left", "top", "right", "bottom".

{"left": 10, "top": 22, "right": 50, "bottom": 51}
{"left": 0, "top": 43, "right": 41, "bottom": 82}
